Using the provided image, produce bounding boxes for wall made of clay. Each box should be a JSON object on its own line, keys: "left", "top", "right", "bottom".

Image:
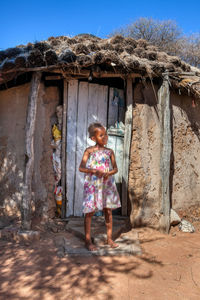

{"left": 33, "top": 84, "right": 60, "bottom": 219}
{"left": 0, "top": 82, "right": 60, "bottom": 220}
{"left": 0, "top": 84, "right": 29, "bottom": 216}
{"left": 171, "top": 92, "right": 200, "bottom": 210}
{"left": 129, "top": 82, "right": 161, "bottom": 226}
{"left": 129, "top": 82, "right": 200, "bottom": 227}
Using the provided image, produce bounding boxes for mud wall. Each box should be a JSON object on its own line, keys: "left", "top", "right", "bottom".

{"left": 33, "top": 84, "right": 60, "bottom": 219}
{"left": 0, "top": 84, "right": 29, "bottom": 216}
{"left": 171, "top": 93, "right": 200, "bottom": 210}
{"left": 129, "top": 82, "right": 200, "bottom": 227}
{"left": 129, "top": 82, "right": 161, "bottom": 226}
{"left": 0, "top": 83, "right": 60, "bottom": 219}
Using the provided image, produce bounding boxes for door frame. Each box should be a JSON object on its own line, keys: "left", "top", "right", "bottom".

{"left": 61, "top": 78, "right": 133, "bottom": 217}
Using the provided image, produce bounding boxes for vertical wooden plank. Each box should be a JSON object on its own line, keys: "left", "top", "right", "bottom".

{"left": 21, "top": 72, "right": 41, "bottom": 230}
{"left": 61, "top": 79, "right": 68, "bottom": 218}
{"left": 115, "top": 136, "right": 124, "bottom": 183}
{"left": 107, "top": 87, "right": 118, "bottom": 127}
{"left": 122, "top": 78, "right": 133, "bottom": 216}
{"left": 107, "top": 135, "right": 122, "bottom": 184}
{"left": 108, "top": 88, "right": 125, "bottom": 127}
{"left": 118, "top": 89, "right": 125, "bottom": 124}
{"left": 66, "top": 80, "right": 78, "bottom": 217}
{"left": 87, "top": 83, "right": 99, "bottom": 147}
{"left": 97, "top": 85, "right": 108, "bottom": 127}
{"left": 117, "top": 88, "right": 125, "bottom": 185}
{"left": 74, "top": 82, "right": 89, "bottom": 216}
{"left": 158, "top": 75, "right": 171, "bottom": 233}
{"left": 107, "top": 88, "right": 125, "bottom": 184}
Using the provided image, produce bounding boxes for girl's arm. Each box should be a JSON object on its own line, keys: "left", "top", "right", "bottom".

{"left": 104, "top": 150, "right": 118, "bottom": 177}
{"left": 79, "top": 149, "right": 103, "bottom": 177}
{"left": 79, "top": 149, "right": 92, "bottom": 173}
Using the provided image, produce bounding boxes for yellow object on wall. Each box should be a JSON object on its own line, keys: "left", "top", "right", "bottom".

{"left": 52, "top": 124, "right": 61, "bottom": 141}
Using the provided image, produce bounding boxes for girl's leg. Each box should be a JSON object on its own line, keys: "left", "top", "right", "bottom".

{"left": 104, "top": 208, "right": 118, "bottom": 248}
{"left": 84, "top": 212, "right": 97, "bottom": 251}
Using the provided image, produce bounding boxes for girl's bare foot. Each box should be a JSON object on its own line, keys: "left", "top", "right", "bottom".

{"left": 107, "top": 239, "right": 119, "bottom": 248}
{"left": 85, "top": 242, "right": 98, "bottom": 252}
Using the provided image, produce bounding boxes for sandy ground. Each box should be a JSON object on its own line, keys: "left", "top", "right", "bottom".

{"left": 0, "top": 223, "right": 200, "bottom": 300}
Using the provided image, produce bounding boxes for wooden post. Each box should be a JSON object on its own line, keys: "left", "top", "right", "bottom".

{"left": 66, "top": 80, "right": 79, "bottom": 217}
{"left": 158, "top": 75, "right": 171, "bottom": 233}
{"left": 122, "top": 78, "right": 133, "bottom": 216}
{"left": 61, "top": 79, "right": 68, "bottom": 218}
{"left": 21, "top": 72, "right": 41, "bottom": 230}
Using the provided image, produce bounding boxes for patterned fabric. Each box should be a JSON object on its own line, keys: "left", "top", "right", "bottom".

{"left": 83, "top": 149, "right": 121, "bottom": 213}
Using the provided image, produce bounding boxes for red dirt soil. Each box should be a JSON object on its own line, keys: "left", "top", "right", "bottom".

{"left": 0, "top": 224, "right": 200, "bottom": 300}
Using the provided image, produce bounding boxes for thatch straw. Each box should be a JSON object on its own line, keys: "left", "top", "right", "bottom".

{"left": 59, "top": 49, "right": 76, "bottom": 63}
{"left": 0, "top": 34, "right": 200, "bottom": 98}
{"left": 45, "top": 50, "right": 58, "bottom": 65}
{"left": 27, "top": 49, "right": 45, "bottom": 67}
{"left": 15, "top": 55, "right": 27, "bottom": 68}
{"left": 34, "top": 42, "right": 51, "bottom": 54}
{"left": 1, "top": 60, "right": 16, "bottom": 72}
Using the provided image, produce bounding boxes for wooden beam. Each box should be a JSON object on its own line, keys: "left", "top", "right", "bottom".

{"left": 45, "top": 75, "right": 62, "bottom": 80}
{"left": 61, "top": 80, "right": 68, "bottom": 218}
{"left": 163, "top": 71, "right": 198, "bottom": 76}
{"left": 63, "top": 71, "right": 142, "bottom": 79}
{"left": 93, "top": 72, "right": 124, "bottom": 78}
{"left": 122, "top": 78, "right": 133, "bottom": 216}
{"left": 1, "top": 65, "right": 143, "bottom": 80}
{"left": 1, "top": 65, "right": 59, "bottom": 74}
{"left": 158, "top": 75, "right": 171, "bottom": 233}
{"left": 21, "top": 72, "right": 41, "bottom": 230}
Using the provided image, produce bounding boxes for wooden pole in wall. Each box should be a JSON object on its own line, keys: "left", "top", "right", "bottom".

{"left": 21, "top": 72, "right": 41, "bottom": 230}
{"left": 61, "top": 79, "right": 68, "bottom": 218}
{"left": 122, "top": 78, "right": 133, "bottom": 216}
{"left": 158, "top": 74, "right": 171, "bottom": 233}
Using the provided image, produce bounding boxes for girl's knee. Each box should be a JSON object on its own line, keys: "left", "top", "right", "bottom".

{"left": 104, "top": 208, "right": 112, "bottom": 215}
{"left": 85, "top": 212, "right": 94, "bottom": 218}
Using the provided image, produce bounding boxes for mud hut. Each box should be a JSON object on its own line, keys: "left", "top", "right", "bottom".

{"left": 1, "top": 34, "right": 200, "bottom": 232}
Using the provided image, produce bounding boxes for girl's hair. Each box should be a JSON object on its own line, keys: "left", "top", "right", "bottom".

{"left": 88, "top": 122, "right": 104, "bottom": 138}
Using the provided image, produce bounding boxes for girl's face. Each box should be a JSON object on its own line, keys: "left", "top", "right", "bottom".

{"left": 92, "top": 127, "right": 108, "bottom": 146}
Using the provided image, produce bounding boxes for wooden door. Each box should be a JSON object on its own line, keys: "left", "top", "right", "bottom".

{"left": 66, "top": 80, "right": 125, "bottom": 216}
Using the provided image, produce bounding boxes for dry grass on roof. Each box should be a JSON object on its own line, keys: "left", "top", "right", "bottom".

{"left": 1, "top": 34, "right": 200, "bottom": 98}
{"left": 0, "top": 34, "right": 194, "bottom": 75}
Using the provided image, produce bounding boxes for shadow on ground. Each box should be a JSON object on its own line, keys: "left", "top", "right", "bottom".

{"left": 0, "top": 230, "right": 164, "bottom": 300}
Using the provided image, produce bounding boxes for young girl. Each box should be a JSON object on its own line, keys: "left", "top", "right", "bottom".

{"left": 79, "top": 122, "right": 121, "bottom": 251}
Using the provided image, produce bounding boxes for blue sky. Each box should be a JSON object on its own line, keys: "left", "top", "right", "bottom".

{"left": 1, "top": 0, "right": 200, "bottom": 49}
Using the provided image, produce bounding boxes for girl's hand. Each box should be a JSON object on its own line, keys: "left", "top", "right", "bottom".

{"left": 103, "top": 172, "right": 109, "bottom": 179}
{"left": 92, "top": 169, "right": 104, "bottom": 178}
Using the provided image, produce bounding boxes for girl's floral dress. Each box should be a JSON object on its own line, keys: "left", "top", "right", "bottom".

{"left": 83, "top": 149, "right": 121, "bottom": 213}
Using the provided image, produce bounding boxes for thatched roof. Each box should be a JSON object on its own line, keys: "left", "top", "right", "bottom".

{"left": 1, "top": 34, "right": 200, "bottom": 98}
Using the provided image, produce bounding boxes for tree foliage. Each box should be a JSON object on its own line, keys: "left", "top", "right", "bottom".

{"left": 110, "top": 17, "right": 200, "bottom": 68}
{"left": 181, "top": 34, "right": 200, "bottom": 68}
